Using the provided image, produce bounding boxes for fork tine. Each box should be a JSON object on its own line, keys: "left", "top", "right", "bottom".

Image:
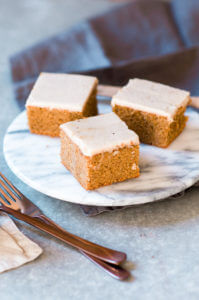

{"left": 0, "top": 187, "right": 12, "bottom": 204}
{"left": 0, "top": 188, "right": 19, "bottom": 210}
{"left": 0, "top": 172, "right": 43, "bottom": 216}
{"left": 0, "top": 178, "right": 20, "bottom": 202}
{"left": 0, "top": 195, "right": 10, "bottom": 207}
{"left": 0, "top": 172, "right": 22, "bottom": 198}
{"left": 0, "top": 187, "right": 19, "bottom": 210}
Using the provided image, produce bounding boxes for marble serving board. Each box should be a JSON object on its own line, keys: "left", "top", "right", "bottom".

{"left": 3, "top": 101, "right": 199, "bottom": 207}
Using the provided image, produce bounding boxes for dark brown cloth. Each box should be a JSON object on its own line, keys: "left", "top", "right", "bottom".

{"left": 11, "top": 0, "right": 199, "bottom": 109}
{"left": 9, "top": 0, "right": 199, "bottom": 215}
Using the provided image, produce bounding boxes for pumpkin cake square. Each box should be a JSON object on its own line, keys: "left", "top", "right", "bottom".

{"left": 60, "top": 112, "right": 140, "bottom": 190}
{"left": 26, "top": 72, "right": 98, "bottom": 137}
{"left": 112, "top": 79, "right": 190, "bottom": 148}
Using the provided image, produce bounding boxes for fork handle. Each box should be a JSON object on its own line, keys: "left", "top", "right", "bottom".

{"left": 0, "top": 207, "right": 129, "bottom": 280}
{"left": 80, "top": 251, "right": 130, "bottom": 280}
{"left": 35, "top": 215, "right": 130, "bottom": 280}
{"left": 0, "top": 206, "right": 126, "bottom": 265}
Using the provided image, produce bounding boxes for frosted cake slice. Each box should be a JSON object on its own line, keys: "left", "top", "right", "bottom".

{"left": 112, "top": 78, "right": 190, "bottom": 148}
{"left": 60, "top": 112, "right": 140, "bottom": 190}
{"left": 26, "top": 72, "right": 98, "bottom": 137}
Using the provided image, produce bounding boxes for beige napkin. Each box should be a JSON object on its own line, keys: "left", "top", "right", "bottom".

{"left": 0, "top": 212, "right": 42, "bottom": 274}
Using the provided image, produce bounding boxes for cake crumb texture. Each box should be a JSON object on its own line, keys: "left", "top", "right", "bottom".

{"left": 112, "top": 79, "right": 190, "bottom": 148}
{"left": 113, "top": 105, "right": 188, "bottom": 148}
{"left": 26, "top": 73, "right": 98, "bottom": 137}
{"left": 60, "top": 130, "right": 139, "bottom": 190}
{"left": 27, "top": 88, "right": 97, "bottom": 137}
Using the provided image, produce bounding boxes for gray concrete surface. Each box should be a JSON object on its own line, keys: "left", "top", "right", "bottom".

{"left": 0, "top": 1, "right": 199, "bottom": 299}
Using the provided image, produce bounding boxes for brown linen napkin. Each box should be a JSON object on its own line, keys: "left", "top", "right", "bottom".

{"left": 0, "top": 212, "right": 42, "bottom": 273}
{"left": 10, "top": 0, "right": 199, "bottom": 108}
{"left": 9, "top": 0, "right": 199, "bottom": 215}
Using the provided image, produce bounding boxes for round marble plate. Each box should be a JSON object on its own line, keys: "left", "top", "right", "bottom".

{"left": 3, "top": 103, "right": 199, "bottom": 206}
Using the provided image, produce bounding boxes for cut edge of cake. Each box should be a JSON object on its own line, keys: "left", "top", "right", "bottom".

{"left": 26, "top": 72, "right": 99, "bottom": 112}
{"left": 60, "top": 113, "right": 140, "bottom": 190}
{"left": 112, "top": 78, "right": 190, "bottom": 121}
{"left": 112, "top": 78, "right": 191, "bottom": 148}
{"left": 26, "top": 72, "right": 99, "bottom": 137}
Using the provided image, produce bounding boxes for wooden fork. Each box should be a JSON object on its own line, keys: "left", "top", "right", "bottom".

{"left": 0, "top": 172, "right": 130, "bottom": 280}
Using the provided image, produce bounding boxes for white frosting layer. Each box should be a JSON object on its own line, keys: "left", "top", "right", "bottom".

{"left": 26, "top": 73, "right": 98, "bottom": 112}
{"left": 61, "top": 112, "right": 139, "bottom": 156}
{"left": 112, "top": 78, "right": 190, "bottom": 121}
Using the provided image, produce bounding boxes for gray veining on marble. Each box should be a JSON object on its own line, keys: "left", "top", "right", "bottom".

{"left": 3, "top": 106, "right": 199, "bottom": 206}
